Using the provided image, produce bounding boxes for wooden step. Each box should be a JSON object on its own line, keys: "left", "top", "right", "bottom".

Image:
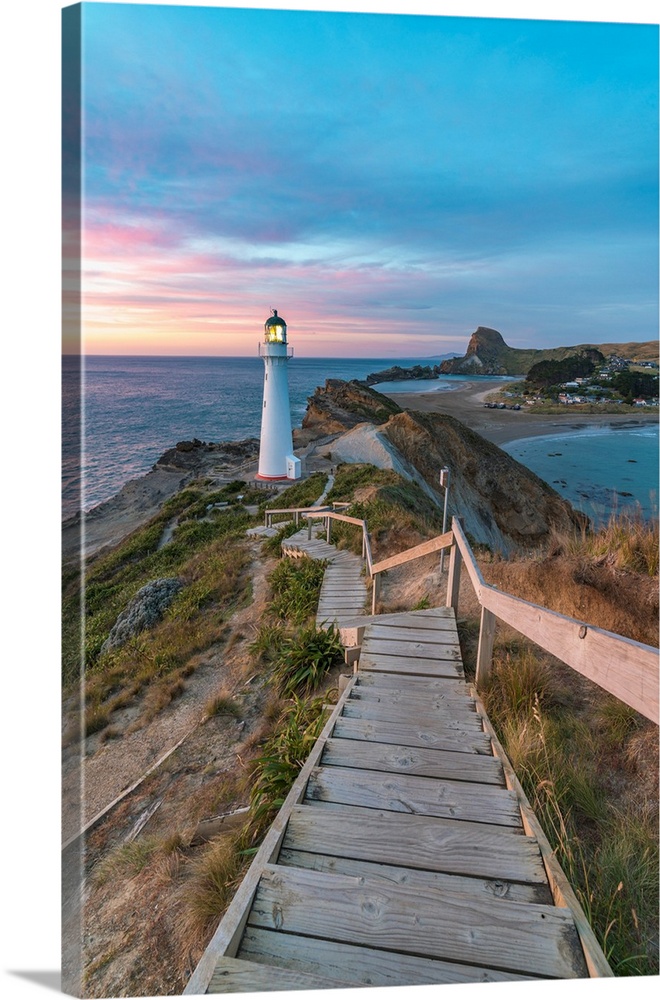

{"left": 247, "top": 864, "right": 587, "bottom": 979}
{"left": 283, "top": 804, "right": 546, "bottom": 882}
{"left": 238, "top": 926, "right": 539, "bottom": 986}
{"left": 208, "top": 955, "right": 350, "bottom": 992}
{"left": 340, "top": 699, "right": 484, "bottom": 728}
{"left": 360, "top": 652, "right": 464, "bottom": 676}
{"left": 331, "top": 714, "right": 493, "bottom": 755}
{"left": 305, "top": 764, "right": 522, "bottom": 826}
{"left": 320, "top": 736, "right": 505, "bottom": 785}
{"left": 277, "top": 849, "right": 554, "bottom": 905}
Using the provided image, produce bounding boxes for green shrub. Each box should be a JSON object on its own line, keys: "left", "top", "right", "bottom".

{"left": 267, "top": 557, "right": 327, "bottom": 625}
{"left": 272, "top": 623, "right": 344, "bottom": 695}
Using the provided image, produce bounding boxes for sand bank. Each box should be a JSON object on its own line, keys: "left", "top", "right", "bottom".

{"left": 381, "top": 381, "right": 658, "bottom": 447}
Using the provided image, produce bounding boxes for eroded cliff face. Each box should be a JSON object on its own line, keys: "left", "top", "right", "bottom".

{"left": 301, "top": 379, "right": 586, "bottom": 553}
{"left": 298, "top": 379, "right": 402, "bottom": 439}
{"left": 382, "top": 410, "right": 586, "bottom": 552}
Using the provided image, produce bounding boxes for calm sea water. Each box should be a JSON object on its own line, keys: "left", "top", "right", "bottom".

{"left": 63, "top": 355, "right": 460, "bottom": 516}
{"left": 502, "top": 424, "right": 658, "bottom": 524}
{"left": 62, "top": 356, "right": 658, "bottom": 525}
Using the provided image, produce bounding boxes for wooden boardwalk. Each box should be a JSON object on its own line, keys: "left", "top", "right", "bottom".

{"left": 282, "top": 528, "right": 368, "bottom": 625}
{"left": 186, "top": 607, "right": 607, "bottom": 993}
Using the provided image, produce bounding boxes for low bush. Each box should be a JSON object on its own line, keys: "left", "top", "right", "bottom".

{"left": 271, "top": 622, "right": 344, "bottom": 696}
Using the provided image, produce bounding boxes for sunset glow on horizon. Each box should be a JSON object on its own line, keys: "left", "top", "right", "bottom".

{"left": 68, "top": 3, "right": 659, "bottom": 358}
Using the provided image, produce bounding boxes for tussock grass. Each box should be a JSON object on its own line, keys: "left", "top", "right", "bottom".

{"left": 79, "top": 530, "right": 251, "bottom": 738}
{"left": 550, "top": 511, "right": 659, "bottom": 577}
{"left": 247, "top": 695, "right": 329, "bottom": 826}
{"left": 261, "top": 472, "right": 327, "bottom": 513}
{"left": 93, "top": 834, "right": 185, "bottom": 887}
{"left": 271, "top": 623, "right": 344, "bottom": 696}
{"left": 267, "top": 557, "right": 327, "bottom": 624}
{"left": 482, "top": 649, "right": 659, "bottom": 975}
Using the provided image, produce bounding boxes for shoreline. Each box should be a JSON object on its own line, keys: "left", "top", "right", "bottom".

{"left": 380, "top": 380, "right": 658, "bottom": 447}
{"left": 64, "top": 379, "right": 658, "bottom": 562}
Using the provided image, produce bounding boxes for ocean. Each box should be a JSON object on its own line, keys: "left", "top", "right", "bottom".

{"left": 62, "top": 355, "right": 658, "bottom": 524}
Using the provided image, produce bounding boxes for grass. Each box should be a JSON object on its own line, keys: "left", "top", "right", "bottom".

{"left": 68, "top": 508, "right": 253, "bottom": 737}
{"left": 481, "top": 648, "right": 659, "bottom": 975}
{"left": 247, "top": 694, "right": 329, "bottom": 827}
{"left": 260, "top": 471, "right": 327, "bottom": 513}
{"left": 266, "top": 556, "right": 327, "bottom": 625}
{"left": 550, "top": 511, "right": 659, "bottom": 577}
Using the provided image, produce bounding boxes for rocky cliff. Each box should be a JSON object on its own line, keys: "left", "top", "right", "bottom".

{"left": 301, "top": 379, "right": 586, "bottom": 553}
{"left": 439, "top": 327, "right": 658, "bottom": 376}
{"left": 297, "top": 378, "right": 401, "bottom": 440}
{"left": 365, "top": 364, "right": 440, "bottom": 385}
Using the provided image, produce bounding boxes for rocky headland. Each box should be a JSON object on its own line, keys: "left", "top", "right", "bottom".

{"left": 298, "top": 378, "right": 586, "bottom": 553}
{"left": 364, "top": 327, "right": 659, "bottom": 379}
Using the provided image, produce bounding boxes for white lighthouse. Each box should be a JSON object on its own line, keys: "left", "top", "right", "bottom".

{"left": 256, "top": 309, "right": 301, "bottom": 480}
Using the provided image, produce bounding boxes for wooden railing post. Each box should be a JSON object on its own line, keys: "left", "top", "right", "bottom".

{"left": 475, "top": 607, "right": 497, "bottom": 687}
{"left": 326, "top": 517, "right": 331, "bottom": 544}
{"left": 307, "top": 518, "right": 312, "bottom": 540}
{"left": 372, "top": 573, "right": 380, "bottom": 615}
{"left": 295, "top": 511, "right": 299, "bottom": 527}
{"left": 446, "top": 523, "right": 462, "bottom": 612}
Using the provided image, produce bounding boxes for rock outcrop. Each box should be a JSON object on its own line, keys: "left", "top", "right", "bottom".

{"left": 101, "top": 578, "right": 183, "bottom": 653}
{"left": 365, "top": 364, "right": 440, "bottom": 385}
{"left": 299, "top": 379, "right": 401, "bottom": 437}
{"left": 302, "top": 379, "right": 586, "bottom": 553}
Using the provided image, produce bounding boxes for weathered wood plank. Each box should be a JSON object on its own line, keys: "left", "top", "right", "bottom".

{"left": 284, "top": 804, "right": 546, "bottom": 880}
{"left": 364, "top": 623, "right": 459, "bottom": 641}
{"left": 341, "top": 699, "right": 484, "bottom": 730}
{"left": 340, "top": 608, "right": 454, "bottom": 629}
{"left": 278, "top": 849, "right": 553, "bottom": 905}
{"left": 249, "top": 865, "right": 587, "bottom": 978}
{"left": 354, "top": 672, "right": 468, "bottom": 695}
{"left": 451, "top": 517, "right": 486, "bottom": 595}
{"left": 364, "top": 638, "right": 462, "bottom": 660}
{"left": 350, "top": 686, "right": 479, "bottom": 713}
{"left": 239, "top": 926, "right": 539, "bottom": 985}
{"left": 306, "top": 765, "right": 522, "bottom": 826}
{"left": 321, "top": 737, "right": 504, "bottom": 784}
{"left": 331, "top": 714, "right": 493, "bottom": 754}
{"left": 208, "top": 956, "right": 349, "bottom": 992}
{"left": 359, "top": 652, "right": 463, "bottom": 675}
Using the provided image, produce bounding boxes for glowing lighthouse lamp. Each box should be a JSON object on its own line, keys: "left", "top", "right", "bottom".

{"left": 256, "top": 309, "right": 301, "bottom": 481}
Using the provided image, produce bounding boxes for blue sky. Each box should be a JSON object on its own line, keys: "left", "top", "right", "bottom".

{"left": 74, "top": 3, "right": 659, "bottom": 356}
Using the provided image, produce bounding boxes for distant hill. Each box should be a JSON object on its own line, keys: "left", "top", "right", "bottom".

{"left": 438, "top": 327, "right": 659, "bottom": 376}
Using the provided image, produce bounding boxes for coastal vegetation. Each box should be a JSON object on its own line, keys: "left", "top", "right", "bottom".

{"left": 70, "top": 449, "right": 658, "bottom": 992}
{"left": 82, "top": 496, "right": 344, "bottom": 992}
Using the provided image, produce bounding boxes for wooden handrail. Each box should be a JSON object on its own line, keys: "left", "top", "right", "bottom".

{"left": 272, "top": 502, "right": 658, "bottom": 724}
{"left": 479, "top": 584, "right": 659, "bottom": 723}
{"left": 447, "top": 516, "right": 659, "bottom": 725}
{"left": 265, "top": 505, "right": 330, "bottom": 527}
{"left": 371, "top": 531, "right": 453, "bottom": 576}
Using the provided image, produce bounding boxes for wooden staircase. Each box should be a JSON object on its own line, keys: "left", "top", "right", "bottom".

{"left": 186, "top": 607, "right": 609, "bottom": 993}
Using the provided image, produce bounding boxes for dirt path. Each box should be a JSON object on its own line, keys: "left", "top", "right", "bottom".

{"left": 61, "top": 539, "right": 274, "bottom": 844}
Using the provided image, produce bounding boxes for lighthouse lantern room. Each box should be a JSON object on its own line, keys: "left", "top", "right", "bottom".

{"left": 256, "top": 310, "right": 301, "bottom": 481}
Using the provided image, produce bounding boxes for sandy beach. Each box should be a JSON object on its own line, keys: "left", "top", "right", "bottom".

{"left": 380, "top": 379, "right": 658, "bottom": 447}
